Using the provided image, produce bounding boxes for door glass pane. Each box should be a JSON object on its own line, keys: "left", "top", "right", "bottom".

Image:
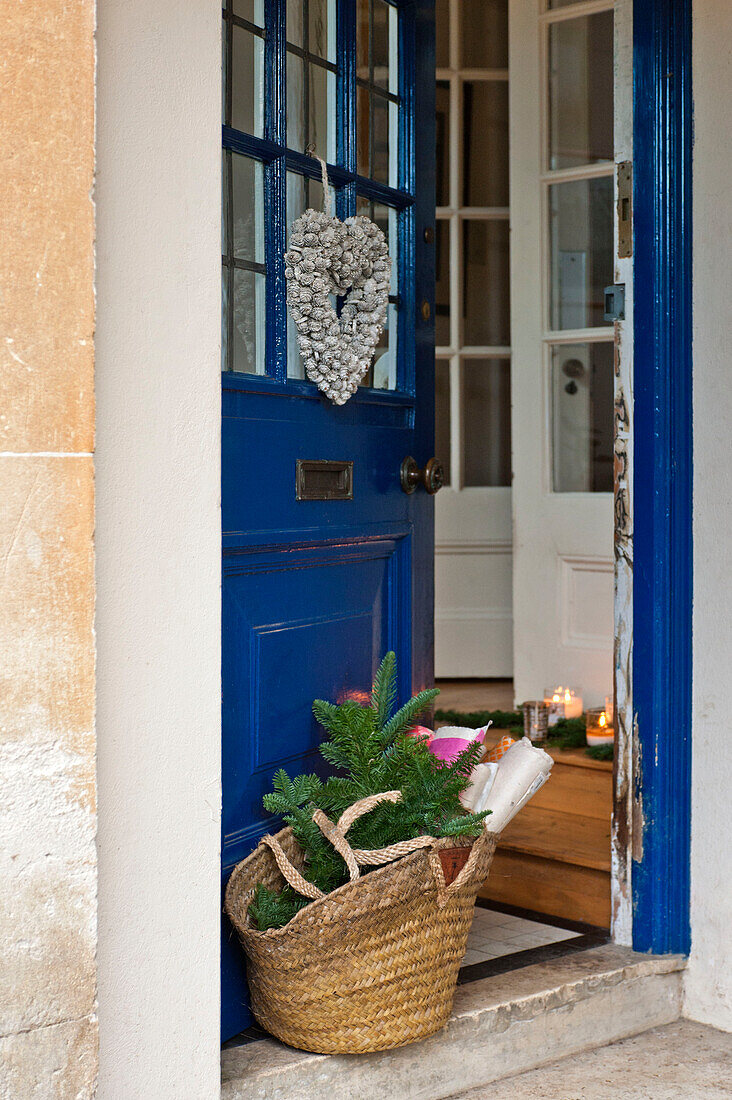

{"left": 372, "top": 302, "right": 398, "bottom": 389}
{"left": 309, "top": 0, "right": 335, "bottom": 62}
{"left": 462, "top": 359, "right": 511, "bottom": 486}
{"left": 232, "top": 154, "right": 264, "bottom": 262}
{"left": 435, "top": 220, "right": 451, "bottom": 347}
{"left": 309, "top": 63, "right": 336, "bottom": 162}
{"left": 372, "top": 203, "right": 398, "bottom": 296}
{"left": 232, "top": 268, "right": 266, "bottom": 375}
{"left": 548, "top": 11, "right": 614, "bottom": 170}
{"left": 461, "top": 0, "right": 508, "bottom": 70}
{"left": 231, "top": 25, "right": 264, "bottom": 136}
{"left": 551, "top": 342, "right": 614, "bottom": 492}
{"left": 549, "top": 176, "right": 613, "bottom": 330}
{"left": 436, "top": 81, "right": 450, "bottom": 207}
{"left": 356, "top": 86, "right": 370, "bottom": 176}
{"left": 463, "top": 81, "right": 509, "bottom": 207}
{"left": 463, "top": 220, "right": 510, "bottom": 346}
{"left": 222, "top": 267, "right": 229, "bottom": 371}
{"left": 436, "top": 0, "right": 449, "bottom": 68}
{"left": 221, "top": 152, "right": 230, "bottom": 254}
{"left": 372, "top": 93, "right": 390, "bottom": 184}
{"left": 356, "top": 0, "right": 369, "bottom": 80}
{"left": 373, "top": 0, "right": 390, "bottom": 90}
{"left": 287, "top": 53, "right": 306, "bottom": 149}
{"left": 436, "top": 360, "right": 452, "bottom": 485}
{"left": 355, "top": 196, "right": 398, "bottom": 391}
{"left": 286, "top": 0, "right": 303, "bottom": 46}
{"left": 286, "top": 174, "right": 306, "bottom": 379}
{"left": 233, "top": 0, "right": 264, "bottom": 24}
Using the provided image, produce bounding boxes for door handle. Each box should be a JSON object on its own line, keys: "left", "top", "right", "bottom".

{"left": 400, "top": 455, "right": 445, "bottom": 495}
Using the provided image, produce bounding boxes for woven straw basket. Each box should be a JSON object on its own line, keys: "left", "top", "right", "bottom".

{"left": 224, "top": 790, "right": 496, "bottom": 1054}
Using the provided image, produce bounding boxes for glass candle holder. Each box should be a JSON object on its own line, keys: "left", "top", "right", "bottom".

{"left": 522, "top": 700, "right": 549, "bottom": 743}
{"left": 544, "top": 685, "right": 583, "bottom": 724}
{"left": 586, "top": 706, "right": 614, "bottom": 745}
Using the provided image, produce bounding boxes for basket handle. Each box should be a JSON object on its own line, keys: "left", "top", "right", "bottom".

{"left": 261, "top": 790, "right": 437, "bottom": 899}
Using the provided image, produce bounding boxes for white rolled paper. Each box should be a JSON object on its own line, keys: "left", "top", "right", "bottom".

{"left": 459, "top": 762, "right": 499, "bottom": 814}
{"left": 482, "top": 737, "right": 553, "bottom": 834}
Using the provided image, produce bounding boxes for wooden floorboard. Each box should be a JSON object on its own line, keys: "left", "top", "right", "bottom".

{"left": 480, "top": 850, "right": 611, "bottom": 928}
{"left": 498, "top": 806, "right": 611, "bottom": 873}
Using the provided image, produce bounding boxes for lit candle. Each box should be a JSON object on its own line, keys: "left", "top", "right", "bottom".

{"left": 544, "top": 685, "right": 583, "bottom": 723}
{"left": 562, "top": 688, "right": 583, "bottom": 719}
{"left": 586, "top": 707, "right": 614, "bottom": 746}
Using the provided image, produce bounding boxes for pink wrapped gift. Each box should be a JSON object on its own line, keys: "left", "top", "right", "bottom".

{"left": 426, "top": 723, "right": 491, "bottom": 764}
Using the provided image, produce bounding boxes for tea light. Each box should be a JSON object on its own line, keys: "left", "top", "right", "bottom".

{"left": 544, "top": 685, "right": 583, "bottom": 724}
{"left": 522, "top": 700, "right": 549, "bottom": 743}
{"left": 586, "top": 706, "right": 614, "bottom": 746}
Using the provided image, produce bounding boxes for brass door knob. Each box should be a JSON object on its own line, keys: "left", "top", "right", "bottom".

{"left": 400, "top": 456, "right": 445, "bottom": 495}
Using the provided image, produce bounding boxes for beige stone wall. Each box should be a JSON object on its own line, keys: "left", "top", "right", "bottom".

{"left": 0, "top": 3, "right": 97, "bottom": 1097}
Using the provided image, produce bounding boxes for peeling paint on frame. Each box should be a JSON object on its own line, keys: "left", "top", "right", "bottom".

{"left": 611, "top": 0, "right": 634, "bottom": 946}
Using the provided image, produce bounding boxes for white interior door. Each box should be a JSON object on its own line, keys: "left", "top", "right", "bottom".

{"left": 509, "top": 0, "right": 617, "bottom": 707}
{"left": 434, "top": 0, "right": 513, "bottom": 679}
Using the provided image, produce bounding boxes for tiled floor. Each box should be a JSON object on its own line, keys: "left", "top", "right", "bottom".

{"left": 462, "top": 904, "right": 580, "bottom": 967}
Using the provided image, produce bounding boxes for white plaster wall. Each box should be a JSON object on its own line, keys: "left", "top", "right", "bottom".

{"left": 687, "top": 0, "right": 732, "bottom": 1033}
{"left": 95, "top": 1, "right": 222, "bottom": 1095}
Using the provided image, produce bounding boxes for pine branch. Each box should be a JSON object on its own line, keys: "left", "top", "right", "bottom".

{"left": 379, "top": 688, "right": 440, "bottom": 746}
{"left": 371, "top": 651, "right": 398, "bottom": 730}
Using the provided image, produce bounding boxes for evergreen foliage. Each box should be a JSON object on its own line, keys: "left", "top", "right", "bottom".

{"left": 249, "top": 653, "right": 490, "bottom": 930}
{"left": 548, "top": 716, "right": 587, "bottom": 749}
{"left": 585, "top": 742, "right": 614, "bottom": 762}
{"left": 435, "top": 707, "right": 522, "bottom": 730}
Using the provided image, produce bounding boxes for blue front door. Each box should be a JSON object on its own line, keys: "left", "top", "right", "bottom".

{"left": 221, "top": 0, "right": 436, "bottom": 1038}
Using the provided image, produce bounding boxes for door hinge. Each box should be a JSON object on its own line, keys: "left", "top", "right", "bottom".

{"left": 617, "top": 161, "right": 633, "bottom": 258}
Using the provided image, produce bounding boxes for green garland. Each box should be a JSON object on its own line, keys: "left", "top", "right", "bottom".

{"left": 250, "top": 654, "right": 490, "bottom": 931}
{"left": 434, "top": 707, "right": 522, "bottom": 730}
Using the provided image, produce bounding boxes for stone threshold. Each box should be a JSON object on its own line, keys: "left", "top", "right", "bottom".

{"left": 221, "top": 945, "right": 686, "bottom": 1100}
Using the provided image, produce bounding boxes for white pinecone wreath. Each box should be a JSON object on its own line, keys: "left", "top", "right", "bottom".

{"left": 285, "top": 158, "right": 392, "bottom": 405}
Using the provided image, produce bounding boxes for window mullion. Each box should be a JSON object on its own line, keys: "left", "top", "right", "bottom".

{"left": 266, "top": 0, "right": 287, "bottom": 380}
{"left": 338, "top": 0, "right": 356, "bottom": 215}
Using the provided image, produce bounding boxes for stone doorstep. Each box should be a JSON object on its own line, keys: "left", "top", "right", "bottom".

{"left": 221, "top": 945, "right": 686, "bottom": 1100}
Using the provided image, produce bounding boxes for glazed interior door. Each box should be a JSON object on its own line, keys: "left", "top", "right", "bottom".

{"left": 433, "top": 0, "right": 513, "bottom": 679}
{"left": 509, "top": 0, "right": 617, "bottom": 707}
{"left": 221, "top": 0, "right": 436, "bottom": 1038}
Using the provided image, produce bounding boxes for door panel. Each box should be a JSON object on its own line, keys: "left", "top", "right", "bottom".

{"left": 221, "top": 0, "right": 435, "bottom": 1040}
{"left": 222, "top": 535, "right": 410, "bottom": 864}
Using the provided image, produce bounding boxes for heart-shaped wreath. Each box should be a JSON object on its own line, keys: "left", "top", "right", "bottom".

{"left": 285, "top": 159, "right": 392, "bottom": 405}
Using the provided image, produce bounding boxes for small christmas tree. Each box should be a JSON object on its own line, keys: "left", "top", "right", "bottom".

{"left": 249, "top": 652, "right": 490, "bottom": 930}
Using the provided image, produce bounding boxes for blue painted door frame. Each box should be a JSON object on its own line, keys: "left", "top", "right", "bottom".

{"left": 632, "top": 0, "right": 693, "bottom": 955}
